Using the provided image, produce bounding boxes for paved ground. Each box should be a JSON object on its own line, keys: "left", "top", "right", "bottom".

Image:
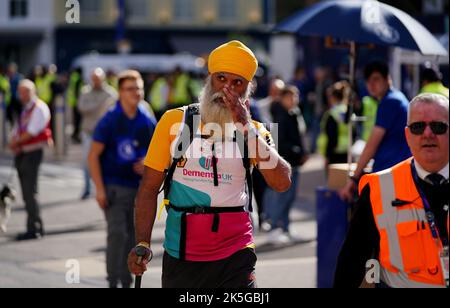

{"left": 0, "top": 145, "right": 327, "bottom": 288}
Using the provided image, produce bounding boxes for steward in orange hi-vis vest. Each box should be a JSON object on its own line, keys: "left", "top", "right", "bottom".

{"left": 359, "top": 158, "right": 449, "bottom": 288}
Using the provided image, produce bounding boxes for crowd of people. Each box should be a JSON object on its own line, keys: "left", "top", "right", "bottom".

{"left": 1, "top": 40, "right": 448, "bottom": 288}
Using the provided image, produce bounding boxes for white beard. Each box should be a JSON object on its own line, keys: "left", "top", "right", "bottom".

{"left": 199, "top": 78, "right": 237, "bottom": 141}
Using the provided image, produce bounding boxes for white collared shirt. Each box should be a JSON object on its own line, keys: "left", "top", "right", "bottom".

{"left": 414, "top": 161, "right": 449, "bottom": 182}
{"left": 16, "top": 98, "right": 51, "bottom": 137}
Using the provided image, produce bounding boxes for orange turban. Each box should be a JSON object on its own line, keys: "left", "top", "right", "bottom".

{"left": 208, "top": 40, "right": 258, "bottom": 81}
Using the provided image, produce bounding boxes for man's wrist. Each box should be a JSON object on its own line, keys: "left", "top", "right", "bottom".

{"left": 135, "top": 241, "right": 153, "bottom": 262}
{"left": 349, "top": 171, "right": 364, "bottom": 185}
{"left": 348, "top": 171, "right": 360, "bottom": 182}
{"left": 136, "top": 241, "right": 150, "bottom": 249}
{"left": 244, "top": 124, "right": 259, "bottom": 142}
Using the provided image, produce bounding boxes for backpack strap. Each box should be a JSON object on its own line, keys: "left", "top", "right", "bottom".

{"left": 243, "top": 144, "right": 253, "bottom": 213}
{"left": 160, "top": 104, "right": 200, "bottom": 198}
{"left": 236, "top": 131, "right": 254, "bottom": 213}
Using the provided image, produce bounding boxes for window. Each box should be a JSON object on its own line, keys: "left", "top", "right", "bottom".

{"left": 126, "top": 0, "right": 148, "bottom": 19}
{"left": 9, "top": 0, "right": 28, "bottom": 18}
{"left": 423, "top": 0, "right": 444, "bottom": 14}
{"left": 174, "top": 0, "right": 194, "bottom": 21}
{"left": 79, "top": 0, "right": 101, "bottom": 18}
{"left": 218, "top": 0, "right": 237, "bottom": 22}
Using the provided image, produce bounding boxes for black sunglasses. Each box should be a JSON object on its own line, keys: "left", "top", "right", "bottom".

{"left": 408, "top": 121, "right": 449, "bottom": 135}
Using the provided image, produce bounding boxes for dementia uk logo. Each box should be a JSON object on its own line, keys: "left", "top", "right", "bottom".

{"left": 66, "top": 0, "right": 80, "bottom": 24}
{"left": 199, "top": 156, "right": 216, "bottom": 171}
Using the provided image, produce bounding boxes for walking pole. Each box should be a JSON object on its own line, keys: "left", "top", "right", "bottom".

{"left": 54, "top": 94, "right": 66, "bottom": 159}
{"left": 134, "top": 246, "right": 148, "bottom": 289}
{"left": 347, "top": 41, "right": 358, "bottom": 218}
{"left": 0, "top": 93, "right": 5, "bottom": 153}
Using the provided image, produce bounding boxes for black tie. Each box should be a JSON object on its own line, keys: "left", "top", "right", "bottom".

{"left": 425, "top": 173, "right": 445, "bottom": 186}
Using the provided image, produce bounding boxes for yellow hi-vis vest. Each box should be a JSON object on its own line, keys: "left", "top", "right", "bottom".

{"left": 107, "top": 76, "right": 118, "bottom": 91}
{"left": 361, "top": 96, "right": 378, "bottom": 141}
{"left": 0, "top": 74, "right": 11, "bottom": 106}
{"left": 173, "top": 73, "right": 191, "bottom": 106}
{"left": 420, "top": 82, "right": 449, "bottom": 98}
{"left": 36, "top": 73, "right": 55, "bottom": 104}
{"left": 67, "top": 71, "right": 81, "bottom": 108}
{"left": 317, "top": 103, "right": 349, "bottom": 156}
{"left": 149, "top": 77, "right": 168, "bottom": 112}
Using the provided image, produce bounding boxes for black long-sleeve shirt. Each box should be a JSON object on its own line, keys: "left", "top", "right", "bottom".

{"left": 271, "top": 102, "right": 308, "bottom": 168}
{"left": 334, "top": 178, "right": 449, "bottom": 288}
{"left": 325, "top": 115, "right": 347, "bottom": 164}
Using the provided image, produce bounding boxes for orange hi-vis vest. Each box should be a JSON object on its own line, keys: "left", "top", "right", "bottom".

{"left": 359, "top": 158, "right": 449, "bottom": 288}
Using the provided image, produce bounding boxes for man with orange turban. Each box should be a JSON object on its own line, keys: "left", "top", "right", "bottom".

{"left": 128, "top": 41, "right": 292, "bottom": 288}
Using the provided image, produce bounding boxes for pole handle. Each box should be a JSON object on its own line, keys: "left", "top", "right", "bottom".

{"left": 134, "top": 246, "right": 147, "bottom": 288}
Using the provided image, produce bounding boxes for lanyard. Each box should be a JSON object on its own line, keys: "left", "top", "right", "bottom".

{"left": 411, "top": 160, "right": 448, "bottom": 247}
{"left": 19, "top": 100, "right": 36, "bottom": 132}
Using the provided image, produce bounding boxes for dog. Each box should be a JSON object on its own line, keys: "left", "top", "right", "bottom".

{"left": 0, "top": 184, "right": 16, "bottom": 233}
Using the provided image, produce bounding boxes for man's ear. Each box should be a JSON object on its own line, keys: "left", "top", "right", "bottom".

{"left": 404, "top": 126, "right": 411, "bottom": 148}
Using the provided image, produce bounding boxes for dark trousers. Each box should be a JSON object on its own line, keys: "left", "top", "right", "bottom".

{"left": 15, "top": 149, "right": 44, "bottom": 233}
{"left": 104, "top": 185, "right": 137, "bottom": 287}
{"left": 162, "top": 248, "right": 257, "bottom": 288}
{"left": 72, "top": 106, "right": 82, "bottom": 140}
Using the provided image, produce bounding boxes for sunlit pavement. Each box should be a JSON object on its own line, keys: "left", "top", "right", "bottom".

{"left": 0, "top": 147, "right": 326, "bottom": 288}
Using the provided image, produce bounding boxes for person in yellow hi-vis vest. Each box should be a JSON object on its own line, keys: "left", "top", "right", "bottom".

{"left": 420, "top": 64, "right": 449, "bottom": 98}
{"left": 188, "top": 72, "right": 203, "bottom": 102}
{"left": 361, "top": 95, "right": 378, "bottom": 141}
{"left": 67, "top": 68, "right": 84, "bottom": 143}
{"left": 0, "top": 66, "right": 11, "bottom": 110}
{"left": 170, "top": 67, "right": 191, "bottom": 108}
{"left": 317, "top": 81, "right": 351, "bottom": 170}
{"left": 106, "top": 70, "right": 118, "bottom": 91}
{"left": 36, "top": 65, "right": 57, "bottom": 105}
{"left": 148, "top": 74, "right": 169, "bottom": 120}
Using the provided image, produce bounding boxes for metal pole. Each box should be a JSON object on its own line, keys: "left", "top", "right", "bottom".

{"left": 54, "top": 94, "right": 66, "bottom": 158}
{"left": 0, "top": 93, "right": 6, "bottom": 152}
{"left": 347, "top": 41, "right": 357, "bottom": 177}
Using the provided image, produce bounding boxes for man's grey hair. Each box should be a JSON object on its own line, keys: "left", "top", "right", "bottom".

{"left": 18, "top": 79, "right": 36, "bottom": 94}
{"left": 407, "top": 93, "right": 449, "bottom": 124}
{"left": 91, "top": 67, "right": 105, "bottom": 79}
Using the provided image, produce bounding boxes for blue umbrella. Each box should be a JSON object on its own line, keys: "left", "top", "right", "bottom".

{"left": 275, "top": 0, "right": 448, "bottom": 56}
{"left": 275, "top": 0, "right": 448, "bottom": 168}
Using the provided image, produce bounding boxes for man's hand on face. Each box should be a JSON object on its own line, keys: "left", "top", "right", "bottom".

{"left": 222, "top": 84, "right": 252, "bottom": 133}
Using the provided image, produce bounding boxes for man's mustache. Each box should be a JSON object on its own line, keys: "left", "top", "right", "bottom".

{"left": 210, "top": 91, "right": 246, "bottom": 104}
{"left": 211, "top": 92, "right": 225, "bottom": 103}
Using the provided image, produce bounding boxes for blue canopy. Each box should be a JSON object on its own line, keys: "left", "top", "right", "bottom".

{"left": 275, "top": 0, "right": 447, "bottom": 56}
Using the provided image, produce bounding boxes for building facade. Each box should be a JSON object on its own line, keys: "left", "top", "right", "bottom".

{"left": 0, "top": 0, "right": 275, "bottom": 73}
{"left": 54, "top": 0, "right": 275, "bottom": 71}
{"left": 0, "top": 0, "right": 55, "bottom": 74}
